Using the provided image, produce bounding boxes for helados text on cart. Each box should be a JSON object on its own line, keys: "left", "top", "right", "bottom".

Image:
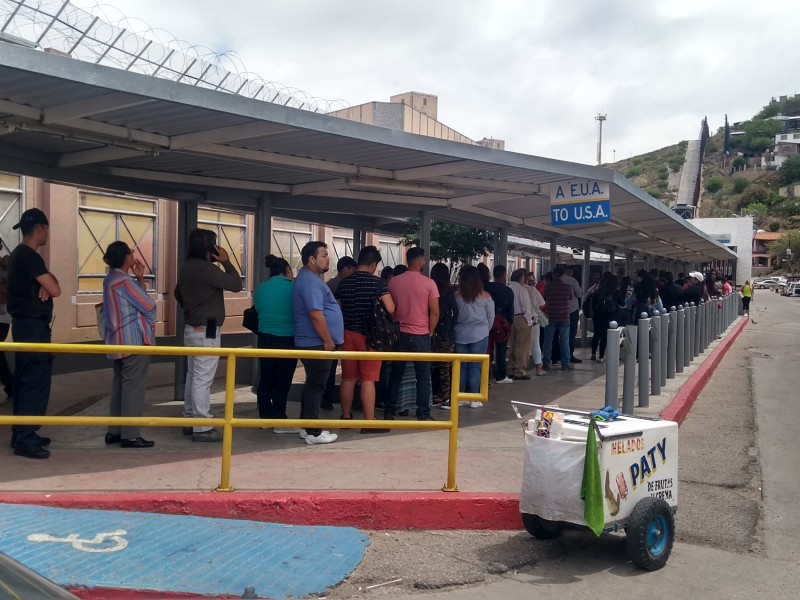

{"left": 629, "top": 437, "right": 667, "bottom": 490}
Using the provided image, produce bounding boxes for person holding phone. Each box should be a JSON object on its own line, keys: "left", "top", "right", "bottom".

{"left": 174, "top": 229, "right": 242, "bottom": 442}
{"left": 101, "top": 241, "right": 157, "bottom": 448}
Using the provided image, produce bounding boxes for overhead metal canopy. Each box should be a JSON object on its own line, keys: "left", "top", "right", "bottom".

{"left": 0, "top": 41, "right": 735, "bottom": 262}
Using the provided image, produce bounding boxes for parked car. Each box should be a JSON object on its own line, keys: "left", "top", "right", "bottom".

{"left": 754, "top": 278, "right": 781, "bottom": 289}
{"left": 785, "top": 282, "right": 800, "bottom": 297}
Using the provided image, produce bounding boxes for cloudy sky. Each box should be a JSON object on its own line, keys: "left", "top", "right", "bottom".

{"left": 68, "top": 0, "right": 794, "bottom": 165}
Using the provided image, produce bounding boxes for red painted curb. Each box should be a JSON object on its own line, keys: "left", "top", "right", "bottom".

{"left": 0, "top": 491, "right": 523, "bottom": 531}
{"left": 660, "top": 316, "right": 748, "bottom": 425}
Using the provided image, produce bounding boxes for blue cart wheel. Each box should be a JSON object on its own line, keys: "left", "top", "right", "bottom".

{"left": 625, "top": 497, "right": 675, "bottom": 570}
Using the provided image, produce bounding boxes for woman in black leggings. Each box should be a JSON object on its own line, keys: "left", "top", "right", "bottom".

{"left": 591, "top": 272, "right": 622, "bottom": 361}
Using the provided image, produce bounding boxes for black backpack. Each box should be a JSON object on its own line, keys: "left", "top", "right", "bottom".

{"left": 365, "top": 296, "right": 400, "bottom": 351}
{"left": 595, "top": 293, "right": 617, "bottom": 315}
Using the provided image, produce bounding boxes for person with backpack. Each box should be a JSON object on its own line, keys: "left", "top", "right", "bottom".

{"left": 335, "top": 246, "right": 394, "bottom": 433}
{"left": 452, "top": 265, "right": 494, "bottom": 405}
{"left": 590, "top": 272, "right": 622, "bottom": 362}
{"left": 430, "top": 262, "right": 458, "bottom": 408}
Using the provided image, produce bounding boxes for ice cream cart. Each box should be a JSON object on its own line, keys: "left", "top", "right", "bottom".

{"left": 513, "top": 402, "right": 678, "bottom": 571}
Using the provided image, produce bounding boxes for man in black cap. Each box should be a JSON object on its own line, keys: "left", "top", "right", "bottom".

{"left": 7, "top": 208, "right": 61, "bottom": 459}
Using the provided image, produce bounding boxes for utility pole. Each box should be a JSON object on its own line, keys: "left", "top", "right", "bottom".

{"left": 595, "top": 113, "right": 607, "bottom": 166}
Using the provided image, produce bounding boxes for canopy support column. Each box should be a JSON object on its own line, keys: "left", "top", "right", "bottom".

{"left": 496, "top": 227, "right": 509, "bottom": 273}
{"left": 420, "top": 208, "right": 431, "bottom": 276}
{"left": 549, "top": 239, "right": 558, "bottom": 272}
{"left": 609, "top": 248, "right": 616, "bottom": 274}
{"left": 174, "top": 200, "right": 198, "bottom": 401}
{"left": 581, "top": 243, "right": 591, "bottom": 349}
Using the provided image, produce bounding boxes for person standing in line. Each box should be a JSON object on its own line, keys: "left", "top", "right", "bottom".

{"left": 721, "top": 277, "right": 732, "bottom": 296}
{"left": 590, "top": 272, "right": 621, "bottom": 362}
{"left": 322, "top": 256, "right": 357, "bottom": 410}
{"left": 430, "top": 262, "right": 458, "bottom": 409}
{"left": 524, "top": 272, "right": 547, "bottom": 376}
{"left": 451, "top": 265, "right": 494, "bottom": 407}
{"left": 335, "top": 246, "right": 393, "bottom": 433}
{"left": 507, "top": 268, "right": 534, "bottom": 381}
{"left": 7, "top": 208, "right": 60, "bottom": 459}
{"left": 102, "top": 241, "right": 157, "bottom": 448}
{"left": 679, "top": 271, "right": 704, "bottom": 307}
{"left": 542, "top": 267, "right": 574, "bottom": 372}
{"left": 0, "top": 240, "right": 13, "bottom": 403}
{"left": 741, "top": 280, "right": 753, "bottom": 315}
{"left": 293, "top": 241, "right": 343, "bottom": 445}
{"left": 386, "top": 247, "right": 439, "bottom": 422}
{"left": 478, "top": 263, "right": 514, "bottom": 385}
{"left": 375, "top": 265, "right": 396, "bottom": 410}
{"left": 562, "top": 267, "right": 583, "bottom": 364}
{"left": 254, "top": 255, "right": 298, "bottom": 434}
{"left": 175, "top": 229, "right": 242, "bottom": 442}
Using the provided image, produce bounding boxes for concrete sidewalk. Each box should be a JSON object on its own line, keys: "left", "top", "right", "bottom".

{"left": 0, "top": 318, "right": 746, "bottom": 498}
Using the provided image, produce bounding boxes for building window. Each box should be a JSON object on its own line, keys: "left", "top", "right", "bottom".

{"left": 78, "top": 192, "right": 157, "bottom": 293}
{"left": 781, "top": 134, "right": 788, "bottom": 140}
{"left": 0, "top": 172, "right": 23, "bottom": 254}
{"left": 794, "top": 134, "right": 800, "bottom": 139}
{"left": 271, "top": 218, "right": 312, "bottom": 273}
{"left": 198, "top": 207, "right": 248, "bottom": 287}
{"left": 331, "top": 228, "right": 355, "bottom": 277}
{"left": 379, "top": 236, "right": 403, "bottom": 269}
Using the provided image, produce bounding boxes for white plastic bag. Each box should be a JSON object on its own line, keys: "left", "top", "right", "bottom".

{"left": 519, "top": 431, "right": 586, "bottom": 523}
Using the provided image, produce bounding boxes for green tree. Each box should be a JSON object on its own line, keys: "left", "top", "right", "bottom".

{"left": 704, "top": 177, "right": 724, "bottom": 193}
{"left": 732, "top": 157, "right": 747, "bottom": 169}
{"left": 769, "top": 222, "right": 781, "bottom": 232}
{"left": 769, "top": 231, "right": 800, "bottom": 272}
{"left": 741, "top": 119, "right": 782, "bottom": 152}
{"left": 403, "top": 220, "right": 494, "bottom": 268}
{"left": 743, "top": 202, "right": 768, "bottom": 225}
{"left": 741, "top": 184, "right": 769, "bottom": 206}
{"left": 732, "top": 178, "right": 750, "bottom": 193}
{"left": 778, "top": 155, "right": 800, "bottom": 185}
{"left": 704, "top": 139, "right": 718, "bottom": 155}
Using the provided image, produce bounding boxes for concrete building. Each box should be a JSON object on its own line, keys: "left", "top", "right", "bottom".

{"left": 690, "top": 217, "right": 753, "bottom": 283}
{"left": 751, "top": 231, "right": 785, "bottom": 276}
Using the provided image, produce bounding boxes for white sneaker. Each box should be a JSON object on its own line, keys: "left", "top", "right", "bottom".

{"left": 469, "top": 401, "right": 484, "bottom": 409}
{"left": 274, "top": 427, "right": 301, "bottom": 434}
{"left": 305, "top": 430, "right": 338, "bottom": 445}
{"left": 458, "top": 401, "right": 470, "bottom": 407}
{"left": 439, "top": 403, "right": 452, "bottom": 410}
{"left": 298, "top": 430, "right": 308, "bottom": 440}
{"left": 496, "top": 377, "right": 514, "bottom": 384}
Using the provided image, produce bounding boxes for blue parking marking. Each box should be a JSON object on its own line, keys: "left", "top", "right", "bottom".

{"left": 0, "top": 504, "right": 369, "bottom": 598}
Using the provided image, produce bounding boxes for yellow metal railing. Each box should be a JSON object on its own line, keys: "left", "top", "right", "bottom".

{"left": 0, "top": 342, "right": 489, "bottom": 493}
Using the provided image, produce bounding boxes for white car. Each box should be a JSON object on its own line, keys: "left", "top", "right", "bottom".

{"left": 754, "top": 278, "right": 782, "bottom": 289}
{"left": 785, "top": 282, "right": 800, "bottom": 297}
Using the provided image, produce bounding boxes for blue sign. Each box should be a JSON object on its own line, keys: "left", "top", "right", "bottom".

{"left": 551, "top": 201, "right": 611, "bottom": 227}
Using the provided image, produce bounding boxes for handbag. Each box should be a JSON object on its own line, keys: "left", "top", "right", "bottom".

{"left": 489, "top": 314, "right": 511, "bottom": 344}
{"left": 538, "top": 312, "right": 549, "bottom": 328}
{"left": 242, "top": 306, "right": 259, "bottom": 334}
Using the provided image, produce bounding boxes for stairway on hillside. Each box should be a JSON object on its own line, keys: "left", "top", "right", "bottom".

{"left": 674, "top": 139, "right": 701, "bottom": 208}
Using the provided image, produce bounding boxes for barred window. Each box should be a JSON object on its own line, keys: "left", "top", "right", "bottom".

{"left": 272, "top": 219, "right": 312, "bottom": 273}
{"left": 78, "top": 192, "right": 157, "bottom": 293}
{"left": 0, "top": 173, "right": 23, "bottom": 254}
{"left": 198, "top": 207, "right": 248, "bottom": 286}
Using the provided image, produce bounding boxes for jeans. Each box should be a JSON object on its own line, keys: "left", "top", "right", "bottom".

{"left": 257, "top": 334, "right": 297, "bottom": 419}
{"left": 298, "top": 347, "right": 333, "bottom": 436}
{"left": 387, "top": 333, "right": 432, "bottom": 419}
{"left": 183, "top": 325, "right": 221, "bottom": 433}
{"left": 11, "top": 317, "right": 53, "bottom": 449}
{"left": 455, "top": 337, "right": 488, "bottom": 393}
{"left": 543, "top": 322, "right": 571, "bottom": 368}
{"left": 569, "top": 309, "right": 580, "bottom": 356}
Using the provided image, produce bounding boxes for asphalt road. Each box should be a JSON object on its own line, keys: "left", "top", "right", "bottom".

{"left": 327, "top": 291, "right": 800, "bottom": 600}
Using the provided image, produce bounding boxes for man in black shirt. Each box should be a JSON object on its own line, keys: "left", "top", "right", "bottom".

{"left": 479, "top": 264, "right": 515, "bottom": 384}
{"left": 7, "top": 208, "right": 61, "bottom": 459}
{"left": 658, "top": 271, "right": 683, "bottom": 311}
{"left": 334, "top": 246, "right": 394, "bottom": 432}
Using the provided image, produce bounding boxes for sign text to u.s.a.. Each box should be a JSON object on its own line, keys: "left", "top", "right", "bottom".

{"left": 550, "top": 179, "right": 611, "bottom": 227}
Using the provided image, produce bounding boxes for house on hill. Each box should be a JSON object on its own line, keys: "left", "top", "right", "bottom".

{"left": 761, "top": 115, "right": 800, "bottom": 169}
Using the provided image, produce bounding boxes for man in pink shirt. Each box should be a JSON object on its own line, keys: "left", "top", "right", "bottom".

{"left": 386, "top": 247, "right": 440, "bottom": 421}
